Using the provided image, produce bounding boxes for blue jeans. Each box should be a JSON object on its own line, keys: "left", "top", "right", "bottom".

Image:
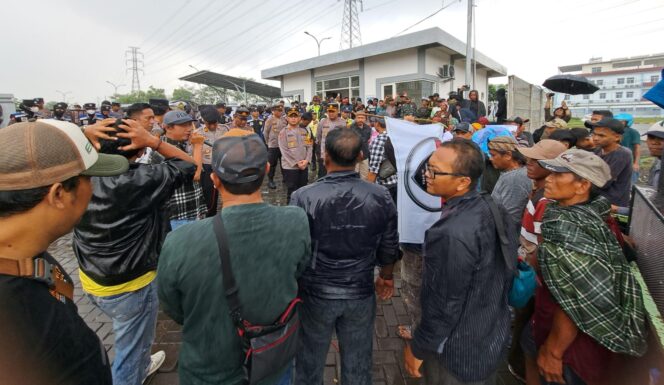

{"left": 170, "top": 219, "right": 194, "bottom": 230}
{"left": 88, "top": 280, "right": 159, "bottom": 385}
{"left": 295, "top": 292, "right": 376, "bottom": 385}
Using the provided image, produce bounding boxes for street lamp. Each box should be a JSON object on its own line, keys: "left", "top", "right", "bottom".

{"left": 55, "top": 90, "right": 71, "bottom": 102}
{"left": 105, "top": 81, "right": 126, "bottom": 95}
{"left": 304, "top": 31, "right": 332, "bottom": 56}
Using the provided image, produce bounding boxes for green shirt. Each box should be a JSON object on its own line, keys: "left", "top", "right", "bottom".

{"left": 620, "top": 126, "right": 640, "bottom": 155}
{"left": 157, "top": 203, "right": 311, "bottom": 385}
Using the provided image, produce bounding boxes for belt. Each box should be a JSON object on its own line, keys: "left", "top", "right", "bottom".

{"left": 0, "top": 256, "right": 74, "bottom": 303}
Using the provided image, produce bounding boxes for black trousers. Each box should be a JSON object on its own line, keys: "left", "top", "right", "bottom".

{"left": 267, "top": 147, "right": 282, "bottom": 180}
{"left": 317, "top": 158, "right": 327, "bottom": 178}
{"left": 200, "top": 164, "right": 219, "bottom": 217}
{"left": 282, "top": 168, "right": 308, "bottom": 203}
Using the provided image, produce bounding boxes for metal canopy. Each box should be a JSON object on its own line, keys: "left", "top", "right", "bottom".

{"left": 179, "top": 71, "right": 282, "bottom": 99}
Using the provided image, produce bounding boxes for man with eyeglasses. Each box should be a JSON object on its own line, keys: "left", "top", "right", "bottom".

{"left": 404, "top": 139, "right": 515, "bottom": 384}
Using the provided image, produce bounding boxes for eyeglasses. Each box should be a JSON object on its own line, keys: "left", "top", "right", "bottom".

{"left": 424, "top": 162, "right": 467, "bottom": 179}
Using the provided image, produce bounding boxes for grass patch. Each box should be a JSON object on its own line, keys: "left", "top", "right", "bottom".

{"left": 634, "top": 117, "right": 662, "bottom": 124}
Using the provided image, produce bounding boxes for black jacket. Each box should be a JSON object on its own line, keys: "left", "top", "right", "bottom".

{"left": 290, "top": 171, "right": 400, "bottom": 300}
{"left": 73, "top": 159, "right": 196, "bottom": 286}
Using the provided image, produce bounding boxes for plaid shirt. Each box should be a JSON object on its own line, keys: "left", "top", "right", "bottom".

{"left": 368, "top": 132, "right": 397, "bottom": 188}
{"left": 539, "top": 196, "right": 647, "bottom": 356}
{"left": 162, "top": 137, "right": 206, "bottom": 221}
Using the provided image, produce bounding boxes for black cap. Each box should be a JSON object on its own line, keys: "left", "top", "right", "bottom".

{"left": 53, "top": 102, "right": 68, "bottom": 110}
{"left": 301, "top": 112, "right": 313, "bottom": 120}
{"left": 101, "top": 100, "right": 111, "bottom": 106}
{"left": 236, "top": 107, "right": 250, "bottom": 119}
{"left": 212, "top": 134, "right": 268, "bottom": 184}
{"left": 83, "top": 103, "right": 96, "bottom": 110}
{"left": 33, "top": 98, "right": 44, "bottom": 104}
{"left": 453, "top": 122, "right": 472, "bottom": 133}
{"left": 149, "top": 98, "right": 170, "bottom": 108}
{"left": 200, "top": 106, "right": 221, "bottom": 123}
{"left": 215, "top": 102, "right": 226, "bottom": 108}
{"left": 585, "top": 118, "right": 625, "bottom": 135}
{"left": 100, "top": 105, "right": 111, "bottom": 112}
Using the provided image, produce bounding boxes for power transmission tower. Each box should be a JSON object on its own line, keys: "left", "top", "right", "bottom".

{"left": 125, "top": 46, "right": 144, "bottom": 93}
{"left": 339, "top": 0, "right": 363, "bottom": 50}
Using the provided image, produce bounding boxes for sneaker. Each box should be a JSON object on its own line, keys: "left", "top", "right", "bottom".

{"left": 507, "top": 363, "right": 526, "bottom": 384}
{"left": 143, "top": 351, "right": 166, "bottom": 383}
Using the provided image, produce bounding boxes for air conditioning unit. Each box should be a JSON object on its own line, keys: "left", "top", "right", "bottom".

{"left": 437, "top": 64, "right": 455, "bottom": 80}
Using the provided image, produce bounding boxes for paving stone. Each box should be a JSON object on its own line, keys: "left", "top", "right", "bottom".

{"left": 377, "top": 337, "right": 404, "bottom": 352}
{"left": 326, "top": 352, "right": 336, "bottom": 366}
{"left": 373, "top": 365, "right": 385, "bottom": 379}
{"left": 392, "top": 297, "right": 407, "bottom": 316}
{"left": 96, "top": 322, "right": 114, "bottom": 341}
{"left": 383, "top": 363, "right": 406, "bottom": 385}
{"left": 323, "top": 366, "right": 337, "bottom": 385}
{"left": 373, "top": 350, "right": 397, "bottom": 365}
{"left": 375, "top": 316, "right": 389, "bottom": 338}
{"left": 383, "top": 304, "right": 399, "bottom": 326}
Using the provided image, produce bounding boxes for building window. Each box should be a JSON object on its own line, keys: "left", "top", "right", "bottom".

{"left": 652, "top": 75, "right": 660, "bottom": 83}
{"left": 617, "top": 78, "right": 624, "bottom": 85}
{"left": 599, "top": 93, "right": 606, "bottom": 99}
{"left": 394, "top": 80, "right": 435, "bottom": 101}
{"left": 591, "top": 67, "right": 602, "bottom": 73}
{"left": 596, "top": 79, "right": 604, "bottom": 86}
{"left": 626, "top": 77, "right": 634, "bottom": 84}
{"left": 615, "top": 92, "right": 623, "bottom": 99}
{"left": 564, "top": 94, "right": 570, "bottom": 100}
{"left": 626, "top": 91, "right": 634, "bottom": 98}
{"left": 315, "top": 75, "right": 360, "bottom": 99}
{"left": 583, "top": 94, "right": 589, "bottom": 100}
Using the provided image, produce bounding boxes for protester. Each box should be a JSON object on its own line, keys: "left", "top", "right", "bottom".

{"left": 197, "top": 106, "right": 228, "bottom": 217}
{"left": 0, "top": 120, "right": 129, "bottom": 385}
{"left": 506, "top": 139, "right": 567, "bottom": 382}
{"left": 548, "top": 129, "right": 577, "bottom": 149}
{"left": 505, "top": 116, "right": 534, "bottom": 147}
{"left": 158, "top": 131, "right": 311, "bottom": 385}
{"left": 544, "top": 94, "right": 571, "bottom": 122}
{"left": 162, "top": 110, "right": 206, "bottom": 229}
{"left": 460, "top": 89, "right": 487, "bottom": 118}
{"left": 495, "top": 88, "right": 507, "bottom": 123}
{"left": 644, "top": 120, "right": 663, "bottom": 188}
{"left": 126, "top": 102, "right": 156, "bottom": 132}
{"left": 452, "top": 121, "right": 474, "bottom": 140}
{"left": 291, "top": 128, "right": 399, "bottom": 385}
{"left": 532, "top": 149, "right": 647, "bottom": 384}
{"left": 489, "top": 136, "right": 532, "bottom": 225}
{"left": 535, "top": 118, "right": 568, "bottom": 142}
{"left": 278, "top": 108, "right": 312, "bottom": 203}
{"left": 367, "top": 114, "right": 398, "bottom": 202}
{"left": 588, "top": 118, "right": 633, "bottom": 207}
{"left": 73, "top": 117, "right": 199, "bottom": 385}
{"left": 416, "top": 98, "right": 431, "bottom": 119}
{"left": 615, "top": 113, "right": 641, "bottom": 183}
{"left": 110, "top": 102, "right": 123, "bottom": 118}
{"left": 385, "top": 97, "right": 397, "bottom": 117}
{"left": 405, "top": 139, "right": 515, "bottom": 383}
{"left": 586, "top": 110, "right": 613, "bottom": 124}
{"left": 264, "top": 105, "right": 287, "bottom": 189}
{"left": 350, "top": 109, "right": 372, "bottom": 179}
{"left": 398, "top": 95, "right": 417, "bottom": 118}
{"left": 316, "top": 103, "right": 347, "bottom": 177}
{"left": 570, "top": 127, "right": 595, "bottom": 151}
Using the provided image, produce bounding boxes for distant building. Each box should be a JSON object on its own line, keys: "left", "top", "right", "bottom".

{"left": 261, "top": 27, "right": 506, "bottom": 106}
{"left": 557, "top": 54, "right": 664, "bottom": 117}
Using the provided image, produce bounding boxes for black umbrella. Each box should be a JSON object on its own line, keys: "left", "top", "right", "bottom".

{"left": 542, "top": 74, "right": 599, "bottom": 95}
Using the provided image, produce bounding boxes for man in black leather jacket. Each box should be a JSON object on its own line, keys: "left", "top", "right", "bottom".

{"left": 291, "top": 128, "right": 400, "bottom": 385}
{"left": 72, "top": 118, "right": 198, "bottom": 385}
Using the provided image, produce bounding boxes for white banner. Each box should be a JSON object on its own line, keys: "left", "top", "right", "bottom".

{"left": 386, "top": 118, "right": 444, "bottom": 244}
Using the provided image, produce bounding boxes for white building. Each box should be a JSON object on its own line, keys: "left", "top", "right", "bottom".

{"left": 557, "top": 54, "right": 664, "bottom": 117}
{"left": 261, "top": 27, "right": 506, "bottom": 106}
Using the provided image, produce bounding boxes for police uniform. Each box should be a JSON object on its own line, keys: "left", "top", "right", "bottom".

{"left": 263, "top": 106, "right": 288, "bottom": 188}
{"left": 227, "top": 107, "right": 253, "bottom": 132}
{"left": 78, "top": 103, "right": 100, "bottom": 127}
{"left": 248, "top": 109, "right": 265, "bottom": 141}
{"left": 51, "top": 102, "right": 71, "bottom": 122}
{"left": 278, "top": 108, "right": 312, "bottom": 203}
{"left": 315, "top": 104, "right": 347, "bottom": 177}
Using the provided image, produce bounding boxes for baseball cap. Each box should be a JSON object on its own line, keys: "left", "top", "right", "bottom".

{"left": 212, "top": 132, "right": 267, "bottom": 184}
{"left": 544, "top": 118, "right": 568, "bottom": 130}
{"left": 0, "top": 120, "right": 129, "bottom": 191}
{"left": 163, "top": 110, "right": 195, "bottom": 125}
{"left": 488, "top": 135, "right": 518, "bottom": 152}
{"left": 644, "top": 120, "right": 664, "bottom": 139}
{"left": 538, "top": 148, "right": 611, "bottom": 188}
{"left": 517, "top": 139, "right": 567, "bottom": 160}
{"left": 585, "top": 117, "right": 624, "bottom": 135}
{"left": 236, "top": 107, "right": 250, "bottom": 118}
{"left": 453, "top": 122, "right": 472, "bottom": 133}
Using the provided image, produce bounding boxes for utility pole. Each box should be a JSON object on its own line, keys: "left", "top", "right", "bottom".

{"left": 304, "top": 31, "right": 332, "bottom": 56}
{"left": 55, "top": 90, "right": 71, "bottom": 102}
{"left": 125, "top": 46, "right": 144, "bottom": 93}
{"left": 339, "top": 0, "right": 363, "bottom": 50}
{"left": 105, "top": 81, "right": 125, "bottom": 96}
{"left": 464, "top": 0, "right": 474, "bottom": 90}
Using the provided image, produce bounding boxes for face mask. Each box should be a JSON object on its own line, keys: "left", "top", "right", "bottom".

{"left": 86, "top": 109, "right": 96, "bottom": 115}
{"left": 54, "top": 110, "right": 65, "bottom": 116}
{"left": 30, "top": 107, "right": 39, "bottom": 113}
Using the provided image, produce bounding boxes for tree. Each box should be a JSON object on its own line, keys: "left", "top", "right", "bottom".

{"left": 172, "top": 86, "right": 195, "bottom": 101}
{"left": 489, "top": 84, "right": 507, "bottom": 101}
{"left": 114, "top": 86, "right": 167, "bottom": 104}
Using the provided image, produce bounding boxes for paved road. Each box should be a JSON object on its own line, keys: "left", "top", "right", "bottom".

{"left": 49, "top": 169, "right": 520, "bottom": 385}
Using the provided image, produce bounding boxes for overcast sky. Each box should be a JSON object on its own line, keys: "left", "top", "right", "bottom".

{"left": 3, "top": 0, "right": 663, "bottom": 104}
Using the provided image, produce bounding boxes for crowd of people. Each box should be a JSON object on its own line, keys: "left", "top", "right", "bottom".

{"left": 0, "top": 85, "right": 662, "bottom": 385}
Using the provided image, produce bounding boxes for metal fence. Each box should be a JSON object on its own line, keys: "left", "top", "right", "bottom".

{"left": 630, "top": 187, "right": 664, "bottom": 316}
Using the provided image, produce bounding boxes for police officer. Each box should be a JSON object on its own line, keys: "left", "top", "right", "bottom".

{"left": 79, "top": 103, "right": 100, "bottom": 126}
{"left": 229, "top": 107, "right": 252, "bottom": 132}
{"left": 248, "top": 106, "right": 265, "bottom": 142}
{"left": 278, "top": 108, "right": 312, "bottom": 203}
{"left": 52, "top": 102, "right": 70, "bottom": 121}
{"left": 197, "top": 107, "right": 229, "bottom": 217}
{"left": 264, "top": 105, "right": 288, "bottom": 189}
{"left": 34, "top": 98, "right": 52, "bottom": 118}
{"left": 100, "top": 104, "right": 112, "bottom": 119}
{"left": 316, "top": 103, "right": 347, "bottom": 177}
{"left": 215, "top": 102, "right": 230, "bottom": 125}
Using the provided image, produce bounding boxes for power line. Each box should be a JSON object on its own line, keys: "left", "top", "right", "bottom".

{"left": 125, "top": 47, "right": 144, "bottom": 93}
{"left": 393, "top": 0, "right": 461, "bottom": 37}
{"left": 144, "top": 0, "right": 216, "bottom": 55}
{"left": 339, "top": 0, "right": 363, "bottom": 49}
{"left": 140, "top": 0, "right": 192, "bottom": 47}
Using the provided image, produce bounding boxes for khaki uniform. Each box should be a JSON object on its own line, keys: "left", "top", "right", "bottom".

{"left": 196, "top": 125, "right": 229, "bottom": 165}
{"left": 316, "top": 117, "right": 347, "bottom": 160}
{"left": 278, "top": 126, "right": 313, "bottom": 170}
{"left": 264, "top": 115, "right": 288, "bottom": 148}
